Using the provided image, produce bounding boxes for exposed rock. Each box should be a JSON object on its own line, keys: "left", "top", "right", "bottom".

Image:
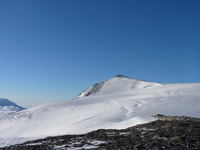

{"left": 75, "top": 80, "right": 106, "bottom": 99}
{"left": 115, "top": 75, "right": 127, "bottom": 78}
{"left": 1, "top": 115, "right": 200, "bottom": 150}
{"left": 153, "top": 114, "right": 200, "bottom": 121}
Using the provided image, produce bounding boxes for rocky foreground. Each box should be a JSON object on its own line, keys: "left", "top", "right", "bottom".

{"left": 1, "top": 115, "right": 200, "bottom": 150}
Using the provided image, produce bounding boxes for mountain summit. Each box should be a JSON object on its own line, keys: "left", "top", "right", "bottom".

{"left": 0, "top": 98, "right": 24, "bottom": 112}
{"left": 76, "top": 75, "right": 160, "bottom": 99}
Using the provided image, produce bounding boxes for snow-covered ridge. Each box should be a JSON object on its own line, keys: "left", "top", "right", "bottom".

{"left": 0, "top": 106, "right": 22, "bottom": 112}
{"left": 76, "top": 75, "right": 161, "bottom": 99}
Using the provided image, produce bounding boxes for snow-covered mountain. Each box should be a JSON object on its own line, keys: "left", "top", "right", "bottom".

{"left": 0, "top": 75, "right": 200, "bottom": 147}
{"left": 0, "top": 98, "right": 24, "bottom": 112}
{"left": 76, "top": 75, "right": 160, "bottom": 99}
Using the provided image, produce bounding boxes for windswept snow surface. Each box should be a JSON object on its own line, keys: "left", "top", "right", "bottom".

{"left": 0, "top": 76, "right": 200, "bottom": 147}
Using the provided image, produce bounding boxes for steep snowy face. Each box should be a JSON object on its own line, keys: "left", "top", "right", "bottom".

{"left": 0, "top": 98, "right": 24, "bottom": 112}
{"left": 76, "top": 75, "right": 160, "bottom": 99}
{"left": 76, "top": 81, "right": 106, "bottom": 99}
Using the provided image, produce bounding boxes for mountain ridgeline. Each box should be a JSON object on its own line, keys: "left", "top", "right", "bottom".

{"left": 0, "top": 98, "right": 24, "bottom": 112}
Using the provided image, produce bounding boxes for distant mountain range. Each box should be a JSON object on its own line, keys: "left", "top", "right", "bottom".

{"left": 0, "top": 98, "right": 24, "bottom": 112}
{"left": 0, "top": 75, "right": 200, "bottom": 147}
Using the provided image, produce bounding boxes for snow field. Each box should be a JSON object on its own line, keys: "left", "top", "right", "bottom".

{"left": 0, "top": 76, "right": 200, "bottom": 147}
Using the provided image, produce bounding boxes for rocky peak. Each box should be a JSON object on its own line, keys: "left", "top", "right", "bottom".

{"left": 114, "top": 75, "right": 128, "bottom": 78}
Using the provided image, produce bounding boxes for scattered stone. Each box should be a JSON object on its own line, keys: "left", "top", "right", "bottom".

{"left": 153, "top": 114, "right": 200, "bottom": 121}
{"left": 1, "top": 115, "right": 200, "bottom": 150}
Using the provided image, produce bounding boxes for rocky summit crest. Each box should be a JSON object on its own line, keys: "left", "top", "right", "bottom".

{"left": 114, "top": 74, "right": 127, "bottom": 78}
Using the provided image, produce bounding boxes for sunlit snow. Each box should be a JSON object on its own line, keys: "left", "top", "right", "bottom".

{"left": 0, "top": 76, "right": 200, "bottom": 147}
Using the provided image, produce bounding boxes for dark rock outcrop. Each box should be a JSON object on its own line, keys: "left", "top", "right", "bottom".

{"left": 1, "top": 115, "right": 200, "bottom": 150}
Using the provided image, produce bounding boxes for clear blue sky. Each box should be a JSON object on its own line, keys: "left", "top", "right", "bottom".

{"left": 0, "top": 0, "right": 200, "bottom": 107}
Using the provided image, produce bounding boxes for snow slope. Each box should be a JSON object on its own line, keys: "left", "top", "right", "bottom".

{"left": 0, "top": 76, "right": 200, "bottom": 147}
